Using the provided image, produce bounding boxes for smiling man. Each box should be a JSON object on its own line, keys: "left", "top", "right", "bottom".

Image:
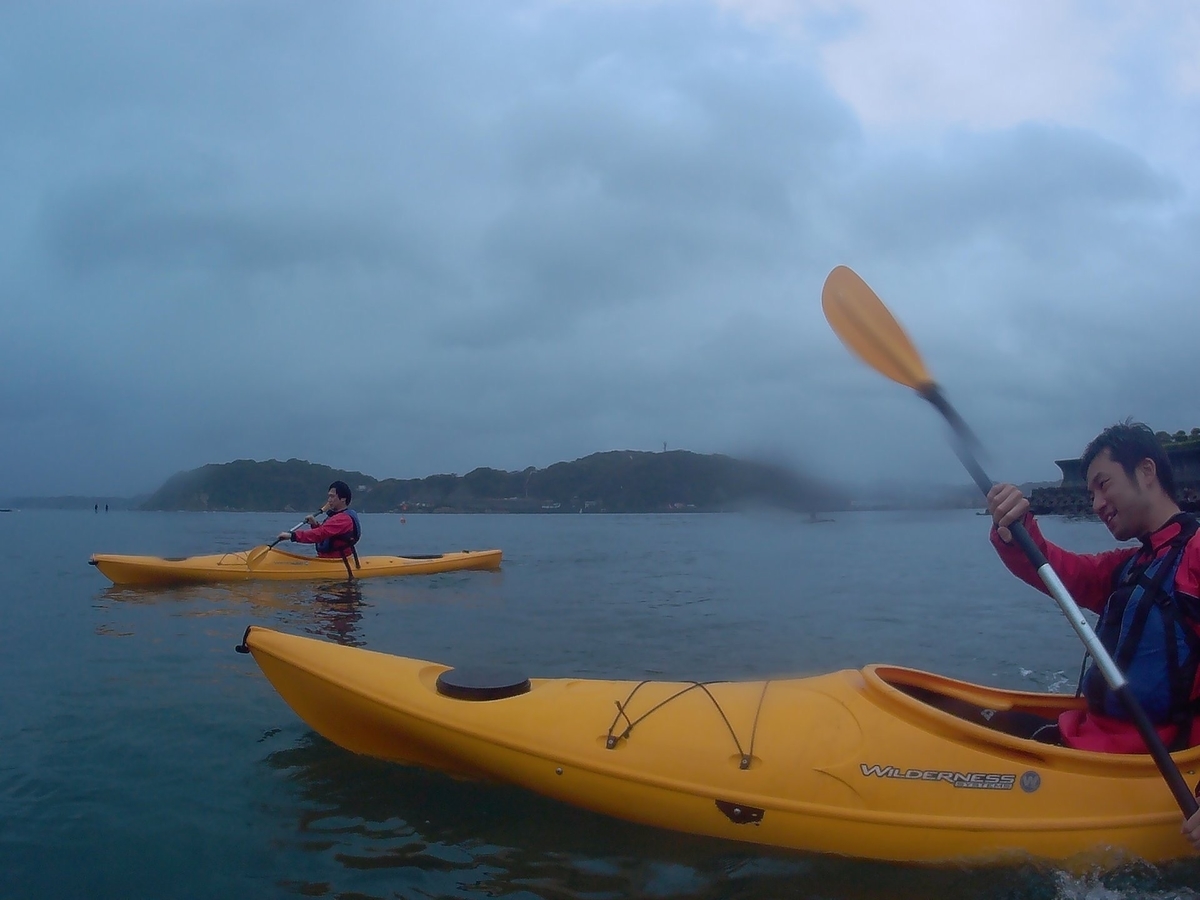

{"left": 987, "top": 422, "right": 1200, "bottom": 756}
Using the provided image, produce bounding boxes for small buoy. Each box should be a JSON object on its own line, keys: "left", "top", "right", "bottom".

{"left": 401, "top": 517, "right": 406, "bottom": 524}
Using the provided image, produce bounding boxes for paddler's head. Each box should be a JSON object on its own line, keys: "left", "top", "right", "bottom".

{"left": 1082, "top": 422, "right": 1178, "bottom": 541}
{"left": 326, "top": 481, "right": 352, "bottom": 513}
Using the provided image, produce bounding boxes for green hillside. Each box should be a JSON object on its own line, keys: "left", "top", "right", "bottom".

{"left": 139, "top": 451, "right": 848, "bottom": 513}
{"left": 141, "top": 459, "right": 377, "bottom": 512}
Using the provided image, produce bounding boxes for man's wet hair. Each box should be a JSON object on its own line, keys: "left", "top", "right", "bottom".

{"left": 329, "top": 480, "right": 352, "bottom": 503}
{"left": 1081, "top": 421, "right": 1176, "bottom": 501}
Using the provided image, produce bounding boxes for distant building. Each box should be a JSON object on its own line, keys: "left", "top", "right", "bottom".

{"left": 1030, "top": 443, "right": 1200, "bottom": 516}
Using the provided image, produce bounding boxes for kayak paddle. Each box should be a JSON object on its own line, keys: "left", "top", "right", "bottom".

{"left": 821, "top": 264, "right": 1199, "bottom": 816}
{"left": 246, "top": 511, "right": 323, "bottom": 569}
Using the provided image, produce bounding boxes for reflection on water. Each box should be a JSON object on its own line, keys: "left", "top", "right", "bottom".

{"left": 261, "top": 733, "right": 1199, "bottom": 900}
{"left": 305, "top": 582, "right": 365, "bottom": 647}
{"left": 264, "top": 733, "right": 814, "bottom": 899}
{"left": 97, "top": 580, "right": 368, "bottom": 647}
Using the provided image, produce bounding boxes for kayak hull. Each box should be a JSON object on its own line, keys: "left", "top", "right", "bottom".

{"left": 243, "top": 627, "right": 1200, "bottom": 865}
{"left": 91, "top": 547, "right": 502, "bottom": 585}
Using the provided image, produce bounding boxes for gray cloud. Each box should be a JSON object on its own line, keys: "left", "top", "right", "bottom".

{"left": 840, "top": 124, "right": 1178, "bottom": 260}
{"left": 1, "top": 1, "right": 1197, "bottom": 498}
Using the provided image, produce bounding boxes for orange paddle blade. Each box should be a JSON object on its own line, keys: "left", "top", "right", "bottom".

{"left": 245, "top": 545, "right": 272, "bottom": 569}
{"left": 821, "top": 266, "right": 935, "bottom": 393}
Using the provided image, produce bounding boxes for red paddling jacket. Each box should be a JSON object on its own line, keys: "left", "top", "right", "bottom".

{"left": 291, "top": 509, "right": 361, "bottom": 560}
{"left": 991, "top": 513, "right": 1200, "bottom": 753}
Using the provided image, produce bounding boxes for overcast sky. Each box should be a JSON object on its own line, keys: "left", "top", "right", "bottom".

{"left": 3, "top": 1, "right": 1198, "bottom": 497}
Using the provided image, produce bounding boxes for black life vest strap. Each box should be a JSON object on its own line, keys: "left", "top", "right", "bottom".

{"left": 319, "top": 508, "right": 362, "bottom": 578}
{"left": 1164, "top": 516, "right": 1200, "bottom": 747}
{"left": 1112, "top": 542, "right": 1182, "bottom": 673}
{"left": 344, "top": 509, "right": 362, "bottom": 570}
{"left": 1160, "top": 595, "right": 1197, "bottom": 749}
{"left": 1127, "top": 515, "right": 1200, "bottom": 748}
{"left": 340, "top": 546, "right": 360, "bottom": 578}
{"left": 1077, "top": 515, "right": 1200, "bottom": 736}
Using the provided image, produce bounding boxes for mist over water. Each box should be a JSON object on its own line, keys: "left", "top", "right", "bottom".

{"left": 2, "top": 509, "right": 1197, "bottom": 899}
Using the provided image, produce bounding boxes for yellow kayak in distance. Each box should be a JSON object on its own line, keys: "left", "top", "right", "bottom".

{"left": 90, "top": 546, "right": 502, "bottom": 585}
{"left": 241, "top": 626, "right": 1200, "bottom": 866}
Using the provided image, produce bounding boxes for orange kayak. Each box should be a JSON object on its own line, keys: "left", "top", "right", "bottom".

{"left": 241, "top": 626, "right": 1200, "bottom": 865}
{"left": 90, "top": 546, "right": 502, "bottom": 584}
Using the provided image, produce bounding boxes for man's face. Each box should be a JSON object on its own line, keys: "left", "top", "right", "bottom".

{"left": 326, "top": 487, "right": 346, "bottom": 512}
{"left": 1086, "top": 448, "right": 1150, "bottom": 541}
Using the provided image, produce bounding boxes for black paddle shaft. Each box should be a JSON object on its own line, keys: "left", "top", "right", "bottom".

{"left": 921, "top": 385, "right": 1198, "bottom": 816}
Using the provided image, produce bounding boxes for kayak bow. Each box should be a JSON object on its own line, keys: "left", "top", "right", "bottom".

{"left": 241, "top": 626, "right": 1200, "bottom": 865}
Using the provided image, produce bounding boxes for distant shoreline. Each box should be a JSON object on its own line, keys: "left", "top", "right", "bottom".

{"left": 3, "top": 503, "right": 997, "bottom": 515}
{"left": 9, "top": 451, "right": 1008, "bottom": 514}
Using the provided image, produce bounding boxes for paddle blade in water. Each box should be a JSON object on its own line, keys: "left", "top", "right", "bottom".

{"left": 822, "top": 266, "right": 935, "bottom": 393}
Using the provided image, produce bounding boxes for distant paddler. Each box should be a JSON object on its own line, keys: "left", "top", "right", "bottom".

{"left": 277, "top": 481, "right": 363, "bottom": 576}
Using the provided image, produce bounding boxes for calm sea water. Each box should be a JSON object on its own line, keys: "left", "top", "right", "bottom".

{"left": 2, "top": 509, "right": 1199, "bottom": 899}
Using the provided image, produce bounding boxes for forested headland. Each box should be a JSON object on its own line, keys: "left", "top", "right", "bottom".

{"left": 138, "top": 451, "right": 849, "bottom": 514}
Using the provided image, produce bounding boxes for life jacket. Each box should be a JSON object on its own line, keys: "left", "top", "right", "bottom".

{"left": 1081, "top": 514, "right": 1200, "bottom": 748}
{"left": 316, "top": 508, "right": 361, "bottom": 571}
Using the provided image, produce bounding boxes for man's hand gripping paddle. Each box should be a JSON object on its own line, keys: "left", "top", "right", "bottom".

{"left": 246, "top": 509, "right": 324, "bottom": 569}
{"left": 821, "top": 264, "right": 1198, "bottom": 816}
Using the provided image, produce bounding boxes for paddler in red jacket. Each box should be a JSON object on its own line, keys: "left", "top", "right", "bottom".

{"left": 987, "top": 422, "right": 1200, "bottom": 756}
{"left": 278, "top": 480, "right": 362, "bottom": 561}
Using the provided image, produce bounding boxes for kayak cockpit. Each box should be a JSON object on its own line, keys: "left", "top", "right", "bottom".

{"left": 863, "top": 664, "right": 1083, "bottom": 745}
